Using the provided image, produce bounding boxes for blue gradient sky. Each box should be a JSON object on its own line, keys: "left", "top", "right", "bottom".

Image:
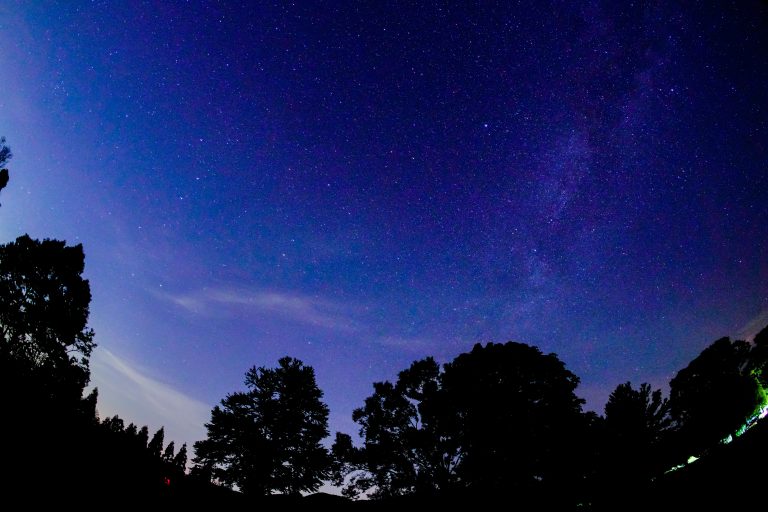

{"left": 0, "top": 1, "right": 766, "bottom": 450}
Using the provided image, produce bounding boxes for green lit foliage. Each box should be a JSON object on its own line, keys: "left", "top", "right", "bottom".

{"left": 749, "top": 325, "right": 768, "bottom": 388}
{"left": 669, "top": 336, "right": 765, "bottom": 458}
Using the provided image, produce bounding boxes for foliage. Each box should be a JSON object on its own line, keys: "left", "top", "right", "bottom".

{"left": 669, "top": 336, "right": 766, "bottom": 458}
{"left": 194, "top": 357, "right": 330, "bottom": 496}
{"left": 604, "top": 382, "right": 671, "bottom": 447}
{"left": 163, "top": 440, "right": 176, "bottom": 462}
{"left": 598, "top": 381, "right": 672, "bottom": 495}
{"left": 0, "top": 143, "right": 197, "bottom": 498}
{"left": 750, "top": 324, "right": 768, "bottom": 387}
{"left": 173, "top": 443, "right": 188, "bottom": 470}
{"left": 334, "top": 342, "right": 589, "bottom": 502}
{"left": 0, "top": 136, "right": 10, "bottom": 168}
{"left": 149, "top": 427, "right": 165, "bottom": 459}
{"left": 0, "top": 166, "right": 766, "bottom": 501}
{"left": 0, "top": 136, "right": 10, "bottom": 200}
{"left": 0, "top": 235, "right": 96, "bottom": 407}
{"left": 88, "top": 414, "right": 191, "bottom": 496}
{"left": 443, "top": 342, "right": 587, "bottom": 496}
{"left": 333, "top": 357, "right": 454, "bottom": 498}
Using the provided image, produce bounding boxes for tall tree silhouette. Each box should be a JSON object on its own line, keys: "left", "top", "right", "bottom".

{"left": 442, "top": 342, "right": 587, "bottom": 500}
{"left": 194, "top": 357, "right": 330, "bottom": 496}
{"left": 0, "top": 233, "right": 102, "bottom": 496}
{"left": 137, "top": 425, "right": 150, "bottom": 449}
{"left": 103, "top": 415, "right": 126, "bottom": 434}
{"left": 604, "top": 381, "right": 671, "bottom": 454}
{"left": 335, "top": 342, "right": 590, "bottom": 504}
{"left": 749, "top": 324, "right": 768, "bottom": 388}
{"left": 0, "top": 235, "right": 96, "bottom": 399}
{"left": 0, "top": 136, "right": 10, "bottom": 202}
{"left": 599, "top": 382, "right": 672, "bottom": 498}
{"left": 343, "top": 380, "right": 420, "bottom": 497}
{"left": 333, "top": 357, "right": 458, "bottom": 498}
{"left": 163, "top": 441, "right": 176, "bottom": 462}
{"left": 669, "top": 336, "right": 765, "bottom": 459}
{"left": 173, "top": 443, "right": 188, "bottom": 471}
{"left": 0, "top": 235, "right": 96, "bottom": 430}
{"left": 148, "top": 427, "right": 165, "bottom": 459}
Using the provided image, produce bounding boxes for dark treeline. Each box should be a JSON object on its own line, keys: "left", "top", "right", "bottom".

{"left": 0, "top": 233, "right": 199, "bottom": 500}
{"left": 2, "top": 138, "right": 768, "bottom": 507}
{"left": 187, "top": 330, "right": 768, "bottom": 509}
{"left": 0, "top": 143, "right": 221, "bottom": 502}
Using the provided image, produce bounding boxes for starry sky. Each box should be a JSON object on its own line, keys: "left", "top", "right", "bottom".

{"left": 0, "top": 1, "right": 766, "bottom": 450}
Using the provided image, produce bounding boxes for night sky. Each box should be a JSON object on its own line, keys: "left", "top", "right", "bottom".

{"left": 1, "top": 2, "right": 766, "bottom": 452}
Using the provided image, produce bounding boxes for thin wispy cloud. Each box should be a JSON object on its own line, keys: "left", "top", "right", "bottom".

{"left": 162, "top": 287, "right": 360, "bottom": 332}
{"left": 90, "top": 348, "right": 210, "bottom": 450}
{"left": 375, "top": 335, "right": 433, "bottom": 353}
{"left": 162, "top": 286, "right": 448, "bottom": 355}
{"left": 737, "top": 308, "right": 768, "bottom": 341}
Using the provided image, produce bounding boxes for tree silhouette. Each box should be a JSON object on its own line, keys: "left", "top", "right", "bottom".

{"left": 749, "top": 324, "right": 768, "bottom": 388}
{"left": 0, "top": 169, "right": 8, "bottom": 199}
{"left": 0, "top": 136, "right": 10, "bottom": 202}
{"left": 163, "top": 441, "right": 176, "bottom": 462}
{"left": 333, "top": 357, "right": 458, "bottom": 498}
{"left": 604, "top": 381, "right": 671, "bottom": 450}
{"left": 0, "top": 235, "right": 96, "bottom": 406}
{"left": 103, "top": 415, "right": 126, "bottom": 434}
{"left": 344, "top": 380, "right": 420, "bottom": 497}
{"left": 148, "top": 427, "right": 165, "bottom": 459}
{"left": 0, "top": 143, "right": 201, "bottom": 498}
{"left": 0, "top": 136, "right": 10, "bottom": 167}
{"left": 193, "top": 356, "right": 330, "bottom": 496}
{"left": 0, "top": 230, "right": 109, "bottom": 498}
{"left": 137, "top": 425, "right": 150, "bottom": 449}
{"left": 599, "top": 382, "right": 672, "bottom": 498}
{"left": 0, "top": 233, "right": 98, "bottom": 492}
{"left": 81, "top": 387, "right": 99, "bottom": 425}
{"left": 442, "top": 342, "right": 587, "bottom": 500}
{"left": 335, "top": 342, "right": 589, "bottom": 504}
{"left": 173, "top": 443, "right": 188, "bottom": 471}
{"left": 669, "top": 336, "right": 765, "bottom": 459}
